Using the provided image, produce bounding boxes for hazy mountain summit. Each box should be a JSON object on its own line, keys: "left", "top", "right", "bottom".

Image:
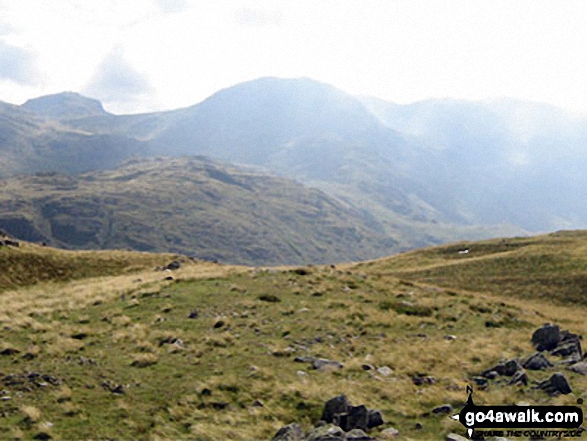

{"left": 22, "top": 91, "right": 108, "bottom": 119}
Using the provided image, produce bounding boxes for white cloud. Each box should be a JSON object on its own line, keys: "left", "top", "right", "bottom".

{"left": 83, "top": 48, "right": 153, "bottom": 113}
{"left": 0, "top": 41, "right": 37, "bottom": 85}
{"left": 0, "top": 0, "right": 586, "bottom": 115}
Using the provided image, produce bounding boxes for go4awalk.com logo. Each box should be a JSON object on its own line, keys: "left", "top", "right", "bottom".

{"left": 452, "top": 386, "right": 584, "bottom": 438}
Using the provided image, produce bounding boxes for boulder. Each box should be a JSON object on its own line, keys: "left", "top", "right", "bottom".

{"left": 367, "top": 409, "right": 384, "bottom": 428}
{"left": 271, "top": 423, "right": 304, "bottom": 441}
{"left": 346, "top": 429, "right": 375, "bottom": 441}
{"left": 522, "top": 352, "right": 553, "bottom": 370}
{"left": 537, "top": 372, "right": 572, "bottom": 396}
{"left": 334, "top": 405, "right": 368, "bottom": 431}
{"left": 532, "top": 324, "right": 561, "bottom": 351}
{"left": 432, "top": 404, "right": 453, "bottom": 414}
{"left": 567, "top": 361, "right": 587, "bottom": 375}
{"left": 508, "top": 369, "right": 528, "bottom": 386}
{"left": 380, "top": 427, "right": 400, "bottom": 439}
{"left": 312, "top": 358, "right": 343, "bottom": 371}
{"left": 305, "top": 424, "right": 345, "bottom": 441}
{"left": 321, "top": 395, "right": 351, "bottom": 424}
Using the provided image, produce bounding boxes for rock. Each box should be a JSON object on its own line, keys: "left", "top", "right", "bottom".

{"left": 376, "top": 366, "right": 393, "bottom": 376}
{"left": 271, "top": 422, "right": 304, "bottom": 441}
{"left": 380, "top": 427, "right": 400, "bottom": 438}
{"left": 0, "top": 348, "right": 20, "bottom": 356}
{"left": 32, "top": 432, "right": 51, "bottom": 440}
{"left": 482, "top": 370, "right": 499, "bottom": 379}
{"left": 213, "top": 320, "right": 225, "bottom": 329}
{"left": 188, "top": 310, "right": 199, "bottom": 319}
{"left": 532, "top": 324, "right": 561, "bottom": 351}
{"left": 537, "top": 372, "right": 572, "bottom": 396}
{"left": 523, "top": 352, "right": 553, "bottom": 370}
{"left": 312, "top": 358, "right": 343, "bottom": 371}
{"left": 508, "top": 369, "right": 528, "bottom": 386}
{"left": 335, "top": 405, "right": 368, "bottom": 431}
{"left": 411, "top": 373, "right": 436, "bottom": 385}
{"left": 551, "top": 340, "right": 582, "bottom": 358}
{"left": 165, "top": 261, "right": 181, "bottom": 270}
{"left": 473, "top": 376, "right": 488, "bottom": 386}
{"left": 446, "top": 434, "right": 469, "bottom": 441}
{"left": 305, "top": 424, "right": 345, "bottom": 441}
{"left": 432, "top": 404, "right": 453, "bottom": 414}
{"left": 361, "top": 364, "right": 374, "bottom": 371}
{"left": 294, "top": 356, "right": 318, "bottom": 364}
{"left": 367, "top": 409, "right": 384, "bottom": 428}
{"left": 568, "top": 361, "right": 587, "bottom": 375}
{"left": 164, "top": 276, "right": 174, "bottom": 281}
{"left": 321, "top": 395, "right": 351, "bottom": 423}
{"left": 346, "top": 429, "right": 375, "bottom": 441}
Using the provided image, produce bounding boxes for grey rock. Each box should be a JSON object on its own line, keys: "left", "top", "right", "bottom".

{"left": 380, "top": 427, "right": 400, "bottom": 438}
{"left": 523, "top": 352, "right": 553, "bottom": 370}
{"left": 335, "top": 405, "right": 368, "bottom": 431}
{"left": 271, "top": 422, "right": 303, "bottom": 441}
{"left": 537, "top": 372, "right": 572, "bottom": 396}
{"left": 473, "top": 376, "right": 488, "bottom": 386}
{"left": 532, "top": 324, "right": 561, "bottom": 351}
{"left": 432, "top": 404, "right": 453, "bottom": 414}
{"left": 367, "top": 409, "right": 384, "bottom": 428}
{"left": 551, "top": 341, "right": 582, "bottom": 358}
{"left": 482, "top": 370, "right": 499, "bottom": 379}
{"left": 165, "top": 261, "right": 181, "bottom": 270}
{"left": 346, "top": 429, "right": 374, "bottom": 441}
{"left": 312, "top": 358, "right": 343, "bottom": 371}
{"left": 568, "top": 361, "right": 587, "bottom": 375}
{"left": 508, "top": 369, "right": 528, "bottom": 386}
{"left": 321, "top": 395, "right": 351, "bottom": 423}
{"left": 306, "top": 424, "right": 345, "bottom": 441}
{"left": 376, "top": 366, "right": 393, "bottom": 376}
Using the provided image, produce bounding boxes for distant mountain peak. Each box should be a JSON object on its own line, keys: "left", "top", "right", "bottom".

{"left": 22, "top": 92, "right": 108, "bottom": 119}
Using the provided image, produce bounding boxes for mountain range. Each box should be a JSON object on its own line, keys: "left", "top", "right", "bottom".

{"left": 2, "top": 77, "right": 586, "bottom": 263}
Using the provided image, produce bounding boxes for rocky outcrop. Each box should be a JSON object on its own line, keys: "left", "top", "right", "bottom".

{"left": 271, "top": 395, "right": 383, "bottom": 441}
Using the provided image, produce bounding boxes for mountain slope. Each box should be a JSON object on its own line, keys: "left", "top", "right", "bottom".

{"left": 22, "top": 92, "right": 109, "bottom": 119}
{"left": 0, "top": 100, "right": 150, "bottom": 177}
{"left": 0, "top": 233, "right": 585, "bottom": 440}
{"left": 0, "top": 156, "right": 397, "bottom": 265}
{"left": 360, "top": 96, "right": 587, "bottom": 230}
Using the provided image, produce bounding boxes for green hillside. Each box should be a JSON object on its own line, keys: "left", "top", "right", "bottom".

{"left": 0, "top": 156, "right": 397, "bottom": 266}
{"left": 0, "top": 234, "right": 585, "bottom": 440}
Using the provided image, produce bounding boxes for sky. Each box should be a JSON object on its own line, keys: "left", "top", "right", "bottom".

{"left": 1, "top": 0, "right": 587, "bottom": 115}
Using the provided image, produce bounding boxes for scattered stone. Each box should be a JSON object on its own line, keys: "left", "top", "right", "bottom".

{"left": 568, "top": 361, "right": 587, "bottom": 375}
{"left": 345, "top": 429, "right": 375, "bottom": 441}
{"left": 537, "top": 372, "right": 572, "bottom": 396}
{"left": 213, "top": 320, "right": 225, "bottom": 329}
{"left": 322, "top": 395, "right": 351, "bottom": 423}
{"left": 551, "top": 340, "right": 582, "bottom": 358}
{"left": 532, "top": 324, "right": 561, "bottom": 351}
{"left": 380, "top": 427, "right": 400, "bottom": 438}
{"left": 361, "top": 364, "right": 374, "bottom": 371}
{"left": 251, "top": 399, "right": 264, "bottom": 408}
{"left": 432, "top": 404, "right": 452, "bottom": 414}
{"left": 188, "top": 310, "right": 199, "bottom": 319}
{"left": 376, "top": 366, "right": 393, "bottom": 376}
{"left": 164, "top": 276, "right": 174, "bottom": 281}
{"left": 443, "top": 335, "right": 457, "bottom": 341}
{"left": 32, "top": 432, "right": 51, "bottom": 440}
{"left": 411, "top": 373, "right": 437, "bottom": 386}
{"left": 508, "top": 369, "right": 528, "bottom": 386}
{"left": 522, "top": 352, "right": 553, "bottom": 370}
{"left": 0, "top": 348, "right": 20, "bottom": 356}
{"left": 312, "top": 358, "right": 343, "bottom": 371}
{"left": 165, "top": 261, "right": 181, "bottom": 270}
{"left": 271, "top": 422, "right": 303, "bottom": 441}
{"left": 334, "top": 405, "right": 368, "bottom": 431}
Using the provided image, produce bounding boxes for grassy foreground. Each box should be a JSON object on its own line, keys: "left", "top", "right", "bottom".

{"left": 0, "top": 233, "right": 586, "bottom": 440}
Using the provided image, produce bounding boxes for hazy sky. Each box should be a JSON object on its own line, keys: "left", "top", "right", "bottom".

{"left": 1, "top": 0, "right": 586, "bottom": 115}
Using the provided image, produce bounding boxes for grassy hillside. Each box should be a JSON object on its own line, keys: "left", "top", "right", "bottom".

{"left": 0, "top": 234, "right": 585, "bottom": 440}
{"left": 0, "top": 156, "right": 397, "bottom": 266}
{"left": 359, "top": 230, "right": 587, "bottom": 305}
{"left": 0, "top": 239, "right": 176, "bottom": 292}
